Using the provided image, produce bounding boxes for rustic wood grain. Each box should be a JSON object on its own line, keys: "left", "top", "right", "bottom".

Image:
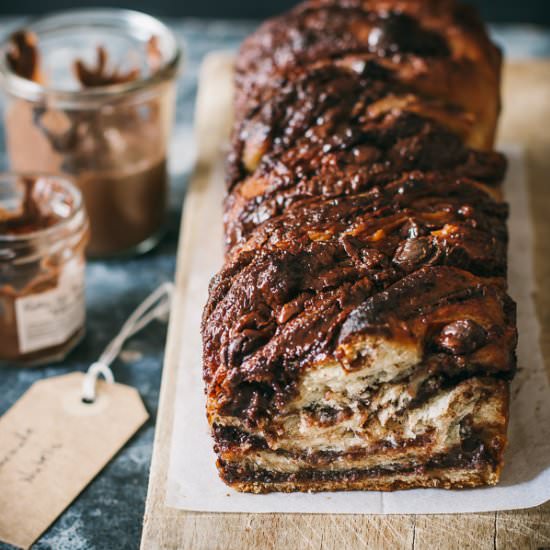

{"left": 140, "top": 55, "right": 550, "bottom": 550}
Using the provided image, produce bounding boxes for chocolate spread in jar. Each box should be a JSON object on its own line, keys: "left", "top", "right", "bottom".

{"left": 0, "top": 176, "right": 88, "bottom": 365}
{"left": 0, "top": 176, "right": 59, "bottom": 233}
{"left": 4, "top": 33, "right": 171, "bottom": 257}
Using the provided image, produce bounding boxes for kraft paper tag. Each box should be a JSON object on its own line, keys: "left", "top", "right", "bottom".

{"left": 0, "top": 372, "right": 148, "bottom": 549}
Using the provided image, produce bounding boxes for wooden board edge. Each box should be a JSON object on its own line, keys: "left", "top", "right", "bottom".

{"left": 140, "top": 52, "right": 235, "bottom": 549}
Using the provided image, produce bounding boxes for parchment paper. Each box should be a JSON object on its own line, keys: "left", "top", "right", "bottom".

{"left": 165, "top": 145, "right": 550, "bottom": 514}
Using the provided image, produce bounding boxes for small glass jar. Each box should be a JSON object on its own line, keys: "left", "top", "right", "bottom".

{"left": 0, "top": 174, "right": 89, "bottom": 366}
{"left": 0, "top": 9, "right": 182, "bottom": 257}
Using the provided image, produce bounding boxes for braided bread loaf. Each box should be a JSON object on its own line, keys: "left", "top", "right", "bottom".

{"left": 202, "top": 0, "right": 516, "bottom": 493}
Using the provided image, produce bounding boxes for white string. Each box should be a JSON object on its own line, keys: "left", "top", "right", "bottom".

{"left": 81, "top": 282, "right": 174, "bottom": 403}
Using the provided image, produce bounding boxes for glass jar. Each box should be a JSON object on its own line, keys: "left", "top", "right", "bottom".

{"left": 0, "top": 9, "right": 182, "bottom": 257}
{"left": 0, "top": 174, "right": 89, "bottom": 366}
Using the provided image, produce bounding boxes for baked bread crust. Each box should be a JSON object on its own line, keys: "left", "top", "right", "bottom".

{"left": 234, "top": 0, "right": 502, "bottom": 149}
{"left": 202, "top": 0, "right": 516, "bottom": 494}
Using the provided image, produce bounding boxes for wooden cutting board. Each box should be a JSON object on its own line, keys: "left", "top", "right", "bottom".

{"left": 141, "top": 53, "right": 550, "bottom": 550}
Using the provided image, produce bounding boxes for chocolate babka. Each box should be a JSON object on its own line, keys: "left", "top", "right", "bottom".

{"left": 202, "top": 0, "right": 517, "bottom": 493}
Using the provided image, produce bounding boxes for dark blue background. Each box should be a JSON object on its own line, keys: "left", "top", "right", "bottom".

{"left": 0, "top": 0, "right": 548, "bottom": 23}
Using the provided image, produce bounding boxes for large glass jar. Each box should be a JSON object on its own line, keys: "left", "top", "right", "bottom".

{"left": 0, "top": 174, "right": 89, "bottom": 366}
{"left": 0, "top": 9, "right": 182, "bottom": 257}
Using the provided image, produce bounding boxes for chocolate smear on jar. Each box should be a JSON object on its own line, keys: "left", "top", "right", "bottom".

{"left": 73, "top": 45, "right": 140, "bottom": 87}
{"left": 0, "top": 176, "right": 61, "bottom": 234}
{"left": 0, "top": 175, "right": 88, "bottom": 365}
{"left": 6, "top": 30, "right": 41, "bottom": 82}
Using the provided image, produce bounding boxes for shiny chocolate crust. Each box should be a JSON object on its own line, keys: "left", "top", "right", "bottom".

{"left": 204, "top": 260, "right": 515, "bottom": 425}
{"left": 225, "top": 59, "right": 505, "bottom": 249}
{"left": 234, "top": 0, "right": 502, "bottom": 149}
{"left": 202, "top": 0, "right": 515, "bottom": 493}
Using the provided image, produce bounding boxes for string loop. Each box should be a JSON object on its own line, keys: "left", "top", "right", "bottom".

{"left": 81, "top": 282, "right": 174, "bottom": 403}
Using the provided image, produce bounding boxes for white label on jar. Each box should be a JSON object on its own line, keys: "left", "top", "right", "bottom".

{"left": 15, "top": 261, "right": 86, "bottom": 354}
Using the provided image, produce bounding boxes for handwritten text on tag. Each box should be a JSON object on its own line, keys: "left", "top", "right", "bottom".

{"left": 0, "top": 372, "right": 148, "bottom": 549}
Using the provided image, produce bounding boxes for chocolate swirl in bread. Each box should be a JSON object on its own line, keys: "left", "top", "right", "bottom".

{"left": 202, "top": 0, "right": 515, "bottom": 493}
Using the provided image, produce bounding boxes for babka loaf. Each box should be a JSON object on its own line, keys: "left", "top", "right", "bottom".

{"left": 202, "top": 0, "right": 517, "bottom": 493}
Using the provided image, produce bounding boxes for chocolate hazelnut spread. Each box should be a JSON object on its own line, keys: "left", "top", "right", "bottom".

{"left": 0, "top": 176, "right": 59, "bottom": 233}
{"left": 1, "top": 14, "right": 181, "bottom": 257}
{"left": 5, "top": 96, "right": 168, "bottom": 256}
{"left": 0, "top": 175, "right": 89, "bottom": 366}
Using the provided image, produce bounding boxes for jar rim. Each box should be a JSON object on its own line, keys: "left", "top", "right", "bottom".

{"left": 0, "top": 172, "right": 85, "bottom": 244}
{"left": 0, "top": 8, "right": 183, "bottom": 105}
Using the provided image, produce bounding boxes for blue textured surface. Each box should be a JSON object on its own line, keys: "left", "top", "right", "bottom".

{"left": 0, "top": 20, "right": 548, "bottom": 550}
